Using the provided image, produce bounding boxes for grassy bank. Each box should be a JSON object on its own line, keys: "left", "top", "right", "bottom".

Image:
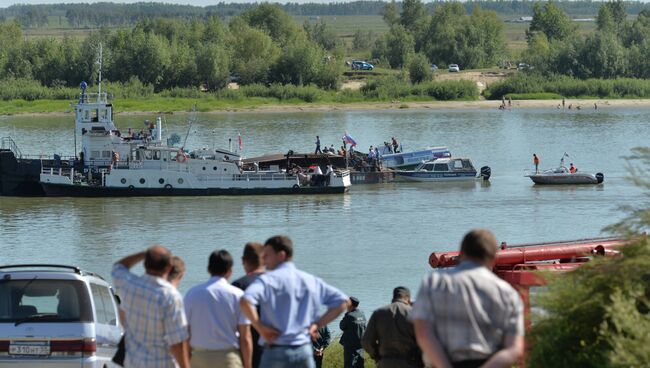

{"left": 0, "top": 78, "right": 479, "bottom": 115}
{"left": 485, "top": 74, "right": 650, "bottom": 100}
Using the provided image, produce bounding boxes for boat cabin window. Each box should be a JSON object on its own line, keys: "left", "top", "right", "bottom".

{"left": 92, "top": 109, "right": 99, "bottom": 122}
{"left": 434, "top": 163, "right": 449, "bottom": 171}
{"left": 102, "top": 151, "right": 111, "bottom": 159}
{"left": 153, "top": 151, "right": 161, "bottom": 160}
{"left": 100, "top": 109, "right": 108, "bottom": 122}
{"left": 462, "top": 160, "right": 472, "bottom": 169}
{"left": 83, "top": 109, "right": 90, "bottom": 122}
{"left": 91, "top": 151, "right": 100, "bottom": 159}
{"left": 422, "top": 163, "right": 434, "bottom": 171}
{"left": 452, "top": 160, "right": 464, "bottom": 170}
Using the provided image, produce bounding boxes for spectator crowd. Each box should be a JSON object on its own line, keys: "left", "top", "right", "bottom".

{"left": 111, "top": 230, "right": 524, "bottom": 368}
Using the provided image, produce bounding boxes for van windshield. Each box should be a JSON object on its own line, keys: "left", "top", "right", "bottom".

{"left": 0, "top": 279, "right": 92, "bottom": 323}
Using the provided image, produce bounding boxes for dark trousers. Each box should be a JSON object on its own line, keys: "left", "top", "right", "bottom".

{"left": 452, "top": 359, "right": 488, "bottom": 368}
{"left": 343, "top": 347, "right": 364, "bottom": 368}
{"left": 315, "top": 146, "right": 322, "bottom": 154}
{"left": 314, "top": 354, "right": 323, "bottom": 368}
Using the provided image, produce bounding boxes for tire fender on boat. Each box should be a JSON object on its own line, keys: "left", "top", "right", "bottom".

{"left": 176, "top": 152, "right": 187, "bottom": 163}
{"left": 164, "top": 184, "right": 173, "bottom": 189}
{"left": 128, "top": 185, "right": 135, "bottom": 190}
{"left": 596, "top": 172, "right": 604, "bottom": 184}
{"left": 292, "top": 184, "right": 300, "bottom": 189}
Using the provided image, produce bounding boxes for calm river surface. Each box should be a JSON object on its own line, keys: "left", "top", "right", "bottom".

{"left": 0, "top": 107, "right": 648, "bottom": 317}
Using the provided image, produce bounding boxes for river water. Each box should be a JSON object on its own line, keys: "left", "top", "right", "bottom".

{"left": 0, "top": 107, "right": 648, "bottom": 318}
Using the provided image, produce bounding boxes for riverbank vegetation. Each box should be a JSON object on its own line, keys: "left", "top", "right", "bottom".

{"left": 2, "top": 0, "right": 650, "bottom": 115}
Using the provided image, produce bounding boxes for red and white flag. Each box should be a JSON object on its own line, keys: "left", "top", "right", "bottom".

{"left": 238, "top": 132, "right": 243, "bottom": 151}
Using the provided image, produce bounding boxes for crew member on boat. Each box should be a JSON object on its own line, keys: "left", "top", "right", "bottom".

{"left": 533, "top": 154, "right": 540, "bottom": 174}
{"left": 570, "top": 163, "right": 577, "bottom": 173}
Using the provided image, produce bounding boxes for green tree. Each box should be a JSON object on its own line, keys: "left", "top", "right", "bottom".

{"left": 527, "top": 2, "right": 576, "bottom": 42}
{"left": 597, "top": 5, "right": 615, "bottom": 33}
{"left": 577, "top": 32, "right": 627, "bottom": 78}
{"left": 400, "top": 0, "right": 426, "bottom": 34}
{"left": 352, "top": 30, "right": 375, "bottom": 51}
{"left": 196, "top": 43, "right": 230, "bottom": 91}
{"left": 303, "top": 19, "right": 340, "bottom": 51}
{"left": 381, "top": 1, "right": 399, "bottom": 28}
{"left": 269, "top": 35, "right": 324, "bottom": 86}
{"left": 229, "top": 18, "right": 279, "bottom": 85}
{"left": 384, "top": 24, "right": 414, "bottom": 68}
{"left": 408, "top": 52, "right": 431, "bottom": 83}
{"left": 240, "top": 4, "right": 297, "bottom": 45}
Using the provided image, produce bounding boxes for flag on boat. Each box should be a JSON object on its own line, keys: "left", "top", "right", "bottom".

{"left": 342, "top": 133, "right": 357, "bottom": 147}
{"left": 238, "top": 132, "right": 243, "bottom": 151}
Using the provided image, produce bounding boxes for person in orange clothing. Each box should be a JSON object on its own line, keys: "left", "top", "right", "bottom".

{"left": 533, "top": 154, "right": 540, "bottom": 174}
{"left": 570, "top": 163, "right": 577, "bottom": 173}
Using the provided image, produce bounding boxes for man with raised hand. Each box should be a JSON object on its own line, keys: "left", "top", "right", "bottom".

{"left": 112, "top": 246, "right": 190, "bottom": 368}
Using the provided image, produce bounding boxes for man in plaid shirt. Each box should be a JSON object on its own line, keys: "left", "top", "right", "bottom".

{"left": 412, "top": 229, "right": 524, "bottom": 368}
{"left": 112, "top": 246, "right": 190, "bottom": 368}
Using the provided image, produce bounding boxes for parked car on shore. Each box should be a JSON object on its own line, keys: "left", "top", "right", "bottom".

{"left": 448, "top": 64, "right": 460, "bottom": 72}
{"left": 517, "top": 63, "right": 532, "bottom": 71}
{"left": 431, "top": 64, "right": 439, "bottom": 72}
{"left": 351, "top": 60, "right": 374, "bottom": 70}
{"left": 0, "top": 264, "right": 122, "bottom": 367}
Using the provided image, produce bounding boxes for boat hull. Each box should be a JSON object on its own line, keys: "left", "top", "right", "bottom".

{"left": 527, "top": 173, "right": 603, "bottom": 185}
{"left": 40, "top": 183, "right": 349, "bottom": 197}
{"left": 396, "top": 172, "right": 480, "bottom": 182}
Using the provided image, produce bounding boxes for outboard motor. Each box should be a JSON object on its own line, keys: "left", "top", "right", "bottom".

{"left": 480, "top": 166, "right": 491, "bottom": 181}
{"left": 596, "top": 172, "right": 604, "bottom": 184}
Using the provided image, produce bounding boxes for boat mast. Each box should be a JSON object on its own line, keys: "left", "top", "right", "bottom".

{"left": 97, "top": 43, "right": 103, "bottom": 101}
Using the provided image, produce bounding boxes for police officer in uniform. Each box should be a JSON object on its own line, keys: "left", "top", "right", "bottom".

{"left": 340, "top": 297, "right": 367, "bottom": 368}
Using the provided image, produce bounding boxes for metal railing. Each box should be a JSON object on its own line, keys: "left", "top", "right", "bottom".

{"left": 1, "top": 137, "right": 21, "bottom": 158}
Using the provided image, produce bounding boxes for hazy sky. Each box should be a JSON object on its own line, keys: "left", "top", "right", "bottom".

{"left": 2, "top": 0, "right": 305, "bottom": 7}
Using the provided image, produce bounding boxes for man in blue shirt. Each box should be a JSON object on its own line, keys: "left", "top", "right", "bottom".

{"left": 240, "top": 235, "right": 349, "bottom": 368}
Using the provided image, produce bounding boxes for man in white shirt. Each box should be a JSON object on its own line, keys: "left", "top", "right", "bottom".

{"left": 184, "top": 250, "right": 253, "bottom": 368}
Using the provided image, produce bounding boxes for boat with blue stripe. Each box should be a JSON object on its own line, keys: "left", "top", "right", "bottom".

{"left": 378, "top": 146, "right": 451, "bottom": 169}
{"left": 395, "top": 158, "right": 491, "bottom": 182}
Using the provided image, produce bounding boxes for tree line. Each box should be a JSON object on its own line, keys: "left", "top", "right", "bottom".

{"left": 3, "top": 1, "right": 650, "bottom": 29}
{"left": 523, "top": 1, "right": 650, "bottom": 79}
{"left": 0, "top": 5, "right": 343, "bottom": 92}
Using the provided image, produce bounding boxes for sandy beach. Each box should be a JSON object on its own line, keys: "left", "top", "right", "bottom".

{"left": 3, "top": 98, "right": 650, "bottom": 117}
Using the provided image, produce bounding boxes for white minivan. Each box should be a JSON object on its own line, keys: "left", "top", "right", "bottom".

{"left": 0, "top": 264, "right": 122, "bottom": 367}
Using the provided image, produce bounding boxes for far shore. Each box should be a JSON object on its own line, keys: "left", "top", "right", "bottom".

{"left": 2, "top": 98, "right": 650, "bottom": 117}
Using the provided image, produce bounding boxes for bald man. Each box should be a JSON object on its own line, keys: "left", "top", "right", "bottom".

{"left": 112, "top": 246, "right": 190, "bottom": 368}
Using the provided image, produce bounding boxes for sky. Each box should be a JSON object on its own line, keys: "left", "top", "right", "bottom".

{"left": 2, "top": 0, "right": 304, "bottom": 7}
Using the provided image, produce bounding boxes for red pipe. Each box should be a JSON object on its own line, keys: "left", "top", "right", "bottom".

{"left": 429, "top": 237, "right": 629, "bottom": 268}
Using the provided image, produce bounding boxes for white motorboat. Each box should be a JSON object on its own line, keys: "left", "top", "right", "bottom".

{"left": 526, "top": 154, "right": 604, "bottom": 185}
{"left": 395, "top": 157, "right": 491, "bottom": 182}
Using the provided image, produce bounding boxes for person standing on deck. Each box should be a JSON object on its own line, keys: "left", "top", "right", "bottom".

{"left": 315, "top": 136, "right": 322, "bottom": 154}
{"left": 533, "top": 154, "right": 540, "bottom": 174}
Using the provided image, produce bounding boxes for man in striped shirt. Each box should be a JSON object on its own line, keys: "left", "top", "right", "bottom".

{"left": 112, "top": 246, "right": 190, "bottom": 368}
{"left": 412, "top": 229, "right": 524, "bottom": 368}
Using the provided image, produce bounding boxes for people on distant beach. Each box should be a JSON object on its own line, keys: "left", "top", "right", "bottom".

{"left": 533, "top": 153, "right": 540, "bottom": 174}
{"left": 340, "top": 297, "right": 367, "bottom": 368}
{"left": 570, "top": 163, "right": 577, "bottom": 173}
{"left": 315, "top": 136, "right": 322, "bottom": 154}
{"left": 412, "top": 229, "right": 524, "bottom": 368}
{"left": 562, "top": 98, "right": 566, "bottom": 108}
{"left": 594, "top": 103, "right": 598, "bottom": 110}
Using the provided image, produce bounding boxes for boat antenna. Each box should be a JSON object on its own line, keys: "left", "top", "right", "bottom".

{"left": 182, "top": 105, "right": 197, "bottom": 151}
{"left": 96, "top": 43, "right": 103, "bottom": 101}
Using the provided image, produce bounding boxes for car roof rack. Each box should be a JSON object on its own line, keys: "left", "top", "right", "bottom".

{"left": 0, "top": 264, "right": 82, "bottom": 274}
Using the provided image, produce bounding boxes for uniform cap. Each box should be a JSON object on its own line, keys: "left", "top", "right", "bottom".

{"left": 350, "top": 297, "right": 360, "bottom": 306}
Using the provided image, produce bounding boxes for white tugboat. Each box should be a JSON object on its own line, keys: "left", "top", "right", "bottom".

{"left": 39, "top": 62, "right": 350, "bottom": 196}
